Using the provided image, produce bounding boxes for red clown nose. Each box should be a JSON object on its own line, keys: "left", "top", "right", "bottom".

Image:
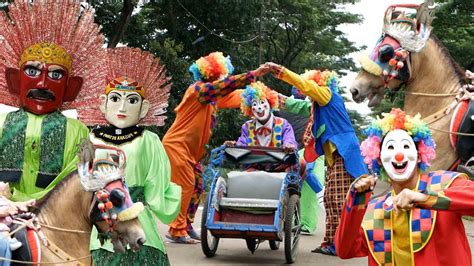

{"left": 395, "top": 152, "right": 404, "bottom": 162}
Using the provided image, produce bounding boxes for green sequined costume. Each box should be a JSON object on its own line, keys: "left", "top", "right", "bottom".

{"left": 0, "top": 109, "right": 89, "bottom": 201}
{"left": 92, "top": 246, "right": 170, "bottom": 266}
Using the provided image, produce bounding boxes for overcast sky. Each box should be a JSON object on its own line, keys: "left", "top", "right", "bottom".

{"left": 0, "top": 0, "right": 423, "bottom": 116}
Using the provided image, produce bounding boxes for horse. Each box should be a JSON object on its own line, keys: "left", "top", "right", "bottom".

{"left": 349, "top": 4, "right": 469, "bottom": 172}
{"left": 13, "top": 142, "right": 146, "bottom": 265}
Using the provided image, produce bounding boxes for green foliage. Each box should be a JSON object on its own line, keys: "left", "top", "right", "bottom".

{"left": 89, "top": 0, "right": 372, "bottom": 155}
{"left": 89, "top": 0, "right": 365, "bottom": 144}
{"left": 432, "top": 0, "right": 474, "bottom": 70}
{"left": 209, "top": 109, "right": 246, "bottom": 148}
{"left": 370, "top": 88, "right": 405, "bottom": 118}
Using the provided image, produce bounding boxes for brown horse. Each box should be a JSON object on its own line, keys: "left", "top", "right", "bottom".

{"left": 17, "top": 143, "right": 146, "bottom": 265}
{"left": 349, "top": 3, "right": 469, "bottom": 171}
{"left": 350, "top": 35, "right": 466, "bottom": 171}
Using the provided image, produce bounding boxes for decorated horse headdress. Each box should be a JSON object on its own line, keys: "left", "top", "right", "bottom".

{"left": 78, "top": 47, "right": 172, "bottom": 126}
{"left": 360, "top": 108, "right": 436, "bottom": 181}
{"left": 241, "top": 81, "right": 279, "bottom": 117}
{"left": 77, "top": 140, "right": 144, "bottom": 224}
{"left": 358, "top": 1, "right": 435, "bottom": 83}
{"left": 0, "top": 0, "right": 106, "bottom": 113}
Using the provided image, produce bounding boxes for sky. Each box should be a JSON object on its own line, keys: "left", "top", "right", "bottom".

{"left": 0, "top": 0, "right": 424, "bottom": 117}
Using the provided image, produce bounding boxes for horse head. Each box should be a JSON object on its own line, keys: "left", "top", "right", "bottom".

{"left": 77, "top": 139, "right": 145, "bottom": 252}
{"left": 350, "top": 2, "right": 434, "bottom": 107}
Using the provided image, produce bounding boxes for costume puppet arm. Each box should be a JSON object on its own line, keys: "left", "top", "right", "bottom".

{"left": 281, "top": 119, "right": 298, "bottom": 148}
{"left": 416, "top": 174, "right": 474, "bottom": 216}
{"left": 195, "top": 71, "right": 256, "bottom": 104}
{"left": 216, "top": 89, "right": 243, "bottom": 109}
{"left": 144, "top": 134, "right": 182, "bottom": 224}
{"left": 280, "top": 95, "right": 312, "bottom": 117}
{"left": 276, "top": 68, "right": 331, "bottom": 106}
{"left": 235, "top": 122, "right": 250, "bottom": 146}
{"left": 334, "top": 179, "right": 371, "bottom": 259}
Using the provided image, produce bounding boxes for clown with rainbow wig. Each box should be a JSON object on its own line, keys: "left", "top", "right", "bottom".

{"left": 264, "top": 63, "right": 368, "bottom": 256}
{"left": 163, "top": 52, "right": 269, "bottom": 243}
{"left": 335, "top": 108, "right": 474, "bottom": 265}
{"left": 225, "top": 81, "right": 297, "bottom": 152}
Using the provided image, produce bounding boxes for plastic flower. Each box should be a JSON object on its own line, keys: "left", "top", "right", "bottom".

{"left": 360, "top": 135, "right": 381, "bottom": 165}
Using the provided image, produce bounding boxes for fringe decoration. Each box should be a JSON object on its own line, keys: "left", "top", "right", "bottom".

{"left": 0, "top": 0, "right": 107, "bottom": 110}
{"left": 78, "top": 47, "right": 172, "bottom": 127}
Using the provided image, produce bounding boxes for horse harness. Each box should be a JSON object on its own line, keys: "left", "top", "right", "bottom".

{"left": 5, "top": 188, "right": 122, "bottom": 265}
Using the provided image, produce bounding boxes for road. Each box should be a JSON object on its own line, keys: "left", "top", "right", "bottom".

{"left": 157, "top": 181, "right": 474, "bottom": 265}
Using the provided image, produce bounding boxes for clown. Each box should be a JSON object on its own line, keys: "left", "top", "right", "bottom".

{"left": 227, "top": 81, "right": 297, "bottom": 151}
{"left": 335, "top": 108, "right": 474, "bottom": 265}
{"left": 275, "top": 87, "right": 326, "bottom": 234}
{"left": 79, "top": 47, "right": 181, "bottom": 265}
{"left": 163, "top": 52, "right": 268, "bottom": 243}
{"left": 265, "top": 65, "right": 368, "bottom": 255}
{"left": 0, "top": 0, "right": 106, "bottom": 200}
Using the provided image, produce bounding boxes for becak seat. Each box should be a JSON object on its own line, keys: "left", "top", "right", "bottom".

{"left": 217, "top": 171, "right": 286, "bottom": 214}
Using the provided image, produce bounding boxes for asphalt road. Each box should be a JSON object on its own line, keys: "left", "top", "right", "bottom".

{"left": 158, "top": 181, "right": 474, "bottom": 265}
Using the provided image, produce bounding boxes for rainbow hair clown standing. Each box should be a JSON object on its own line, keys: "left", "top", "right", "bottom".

{"left": 292, "top": 70, "right": 340, "bottom": 97}
{"left": 360, "top": 108, "right": 436, "bottom": 181}
{"left": 189, "top": 51, "right": 234, "bottom": 82}
{"left": 241, "top": 81, "right": 279, "bottom": 117}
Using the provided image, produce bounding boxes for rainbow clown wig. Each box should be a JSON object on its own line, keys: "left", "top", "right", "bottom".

{"left": 241, "top": 81, "right": 279, "bottom": 117}
{"left": 360, "top": 108, "right": 436, "bottom": 181}
{"left": 189, "top": 51, "right": 234, "bottom": 82}
{"left": 292, "top": 70, "right": 340, "bottom": 97}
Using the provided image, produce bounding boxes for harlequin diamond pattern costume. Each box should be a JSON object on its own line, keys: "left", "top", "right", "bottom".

{"left": 163, "top": 52, "right": 256, "bottom": 241}
{"left": 0, "top": 0, "right": 106, "bottom": 201}
{"left": 79, "top": 47, "right": 181, "bottom": 265}
{"left": 335, "top": 109, "right": 474, "bottom": 265}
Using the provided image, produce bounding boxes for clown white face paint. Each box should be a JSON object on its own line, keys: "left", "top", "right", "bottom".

{"left": 380, "top": 129, "right": 418, "bottom": 182}
{"left": 251, "top": 98, "right": 271, "bottom": 124}
{"left": 101, "top": 91, "right": 147, "bottom": 129}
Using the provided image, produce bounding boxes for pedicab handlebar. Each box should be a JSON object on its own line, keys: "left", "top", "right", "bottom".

{"left": 222, "top": 146, "right": 298, "bottom": 166}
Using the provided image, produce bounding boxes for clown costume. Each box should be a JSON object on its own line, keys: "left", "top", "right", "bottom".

{"left": 267, "top": 65, "right": 368, "bottom": 255}
{"left": 163, "top": 52, "right": 266, "bottom": 243}
{"left": 335, "top": 108, "right": 474, "bottom": 265}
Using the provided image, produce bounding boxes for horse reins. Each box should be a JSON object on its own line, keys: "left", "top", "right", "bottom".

{"left": 381, "top": 47, "right": 474, "bottom": 136}
{"left": 3, "top": 190, "right": 118, "bottom": 265}
{"left": 1, "top": 213, "right": 91, "bottom": 265}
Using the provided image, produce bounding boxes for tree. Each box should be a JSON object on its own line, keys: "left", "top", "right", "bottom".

{"left": 89, "top": 0, "right": 365, "bottom": 147}
{"left": 432, "top": 0, "right": 474, "bottom": 70}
